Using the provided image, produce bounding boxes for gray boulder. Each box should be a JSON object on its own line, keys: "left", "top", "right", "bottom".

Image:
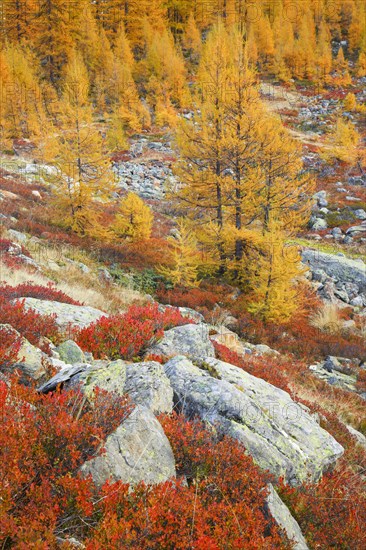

{"left": 355, "top": 209, "right": 366, "bottom": 220}
{"left": 38, "top": 360, "right": 126, "bottom": 396}
{"left": 302, "top": 249, "right": 366, "bottom": 292}
{"left": 310, "top": 217, "right": 327, "bottom": 230}
{"left": 266, "top": 484, "right": 309, "bottom": 549}
{"left": 56, "top": 340, "right": 85, "bottom": 364}
{"left": 147, "top": 323, "right": 215, "bottom": 360}
{"left": 164, "top": 356, "right": 343, "bottom": 485}
{"left": 124, "top": 362, "right": 173, "bottom": 414}
{"left": 20, "top": 298, "right": 106, "bottom": 329}
{"left": 0, "top": 324, "right": 48, "bottom": 380}
{"left": 80, "top": 405, "right": 176, "bottom": 486}
{"left": 346, "top": 225, "right": 366, "bottom": 235}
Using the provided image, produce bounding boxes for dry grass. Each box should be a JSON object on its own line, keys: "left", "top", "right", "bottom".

{"left": 310, "top": 303, "right": 344, "bottom": 335}
{"left": 289, "top": 377, "right": 366, "bottom": 431}
{"left": 0, "top": 260, "right": 145, "bottom": 314}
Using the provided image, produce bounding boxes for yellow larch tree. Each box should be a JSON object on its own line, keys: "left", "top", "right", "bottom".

{"left": 174, "top": 23, "right": 232, "bottom": 272}
{"left": 42, "top": 52, "right": 116, "bottom": 236}
{"left": 247, "top": 223, "right": 305, "bottom": 323}
{"left": 322, "top": 118, "right": 362, "bottom": 165}
{"left": 113, "top": 192, "right": 154, "bottom": 241}
{"left": 32, "top": 0, "right": 83, "bottom": 84}
{"left": 158, "top": 220, "right": 201, "bottom": 287}
{"left": 253, "top": 114, "right": 314, "bottom": 233}
{"left": 0, "top": 0, "right": 37, "bottom": 43}
{"left": 142, "top": 27, "right": 189, "bottom": 126}
{"left": 0, "top": 45, "right": 47, "bottom": 148}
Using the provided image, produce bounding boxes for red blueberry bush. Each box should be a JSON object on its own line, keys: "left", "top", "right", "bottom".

{"left": 0, "top": 379, "right": 290, "bottom": 549}
{"left": 75, "top": 303, "right": 193, "bottom": 360}
{"left": 0, "top": 282, "right": 81, "bottom": 305}
{"left": 0, "top": 295, "right": 60, "bottom": 349}
{"left": 0, "top": 379, "right": 132, "bottom": 548}
{"left": 0, "top": 325, "right": 22, "bottom": 368}
{"left": 86, "top": 414, "right": 290, "bottom": 549}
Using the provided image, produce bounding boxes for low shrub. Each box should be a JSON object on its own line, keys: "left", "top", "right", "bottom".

{"left": 0, "top": 325, "right": 22, "bottom": 368}
{"left": 0, "top": 282, "right": 81, "bottom": 305}
{"left": 87, "top": 414, "right": 290, "bottom": 549}
{"left": 75, "top": 303, "right": 193, "bottom": 360}
{"left": 0, "top": 379, "right": 132, "bottom": 548}
{"left": 0, "top": 295, "right": 60, "bottom": 349}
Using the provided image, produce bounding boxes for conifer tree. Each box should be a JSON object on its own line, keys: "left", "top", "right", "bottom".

{"left": 247, "top": 224, "right": 304, "bottom": 323}
{"left": 42, "top": 52, "right": 115, "bottom": 235}
{"left": 0, "top": 0, "right": 36, "bottom": 43}
{"left": 159, "top": 220, "right": 201, "bottom": 287}
{"left": 182, "top": 12, "right": 202, "bottom": 62}
{"left": 33, "top": 0, "right": 83, "bottom": 84}
{"left": 0, "top": 45, "right": 47, "bottom": 147}
{"left": 142, "top": 28, "right": 189, "bottom": 124}
{"left": 322, "top": 118, "right": 362, "bottom": 165}
{"left": 113, "top": 192, "right": 153, "bottom": 241}
{"left": 174, "top": 23, "right": 232, "bottom": 271}
{"left": 344, "top": 92, "right": 357, "bottom": 111}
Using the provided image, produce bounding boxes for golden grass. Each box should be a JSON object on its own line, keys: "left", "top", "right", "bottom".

{"left": 1, "top": 229, "right": 146, "bottom": 313}
{"left": 309, "top": 302, "right": 344, "bottom": 335}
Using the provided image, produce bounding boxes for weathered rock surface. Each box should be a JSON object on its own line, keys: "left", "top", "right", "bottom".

{"left": 124, "top": 362, "right": 173, "bottom": 414}
{"left": 164, "top": 356, "right": 344, "bottom": 485}
{"left": 20, "top": 298, "right": 107, "bottom": 329}
{"left": 266, "top": 484, "right": 309, "bottom": 549}
{"left": 56, "top": 340, "right": 85, "bottom": 364}
{"left": 1, "top": 324, "right": 48, "bottom": 380}
{"left": 146, "top": 323, "right": 215, "bottom": 360}
{"left": 302, "top": 249, "right": 366, "bottom": 293}
{"left": 80, "top": 405, "right": 176, "bottom": 486}
{"left": 39, "top": 359, "right": 173, "bottom": 414}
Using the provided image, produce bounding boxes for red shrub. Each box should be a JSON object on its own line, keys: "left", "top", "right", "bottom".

{"left": 87, "top": 414, "right": 290, "bottom": 549}
{"left": 279, "top": 466, "right": 366, "bottom": 549}
{"left": 75, "top": 303, "right": 193, "bottom": 360}
{"left": 213, "top": 342, "right": 293, "bottom": 394}
{"left": 0, "top": 379, "right": 132, "bottom": 548}
{"left": 0, "top": 282, "right": 81, "bottom": 305}
{"left": 0, "top": 295, "right": 59, "bottom": 349}
{"left": 157, "top": 283, "right": 232, "bottom": 312}
{"left": 0, "top": 326, "right": 22, "bottom": 368}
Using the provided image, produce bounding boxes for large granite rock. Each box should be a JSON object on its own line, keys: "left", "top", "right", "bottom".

{"left": 146, "top": 323, "right": 215, "bottom": 360}
{"left": 124, "top": 362, "right": 173, "bottom": 414}
{"left": 20, "top": 298, "right": 106, "bottom": 329}
{"left": 80, "top": 405, "right": 176, "bottom": 486}
{"left": 39, "top": 359, "right": 173, "bottom": 414}
{"left": 302, "top": 249, "right": 366, "bottom": 292}
{"left": 266, "top": 484, "right": 309, "bottom": 549}
{"left": 164, "top": 356, "right": 343, "bottom": 485}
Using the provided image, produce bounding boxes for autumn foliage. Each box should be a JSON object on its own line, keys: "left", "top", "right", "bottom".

{"left": 75, "top": 303, "right": 193, "bottom": 360}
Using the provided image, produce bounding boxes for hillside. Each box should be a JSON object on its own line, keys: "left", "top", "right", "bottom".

{"left": 1, "top": 2, "right": 366, "bottom": 548}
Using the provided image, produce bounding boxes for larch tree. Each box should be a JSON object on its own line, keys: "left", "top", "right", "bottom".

{"left": 174, "top": 23, "right": 232, "bottom": 272}
{"left": 0, "top": 45, "right": 47, "bottom": 148}
{"left": 33, "top": 0, "right": 83, "bottom": 84}
{"left": 142, "top": 27, "right": 189, "bottom": 126}
{"left": 109, "top": 23, "right": 151, "bottom": 134}
{"left": 253, "top": 114, "right": 314, "bottom": 233}
{"left": 322, "top": 118, "right": 362, "bottom": 166}
{"left": 158, "top": 220, "right": 201, "bottom": 287}
{"left": 247, "top": 223, "right": 305, "bottom": 323}
{"left": 0, "top": 0, "right": 37, "bottom": 43}
{"left": 124, "top": 0, "right": 166, "bottom": 52}
{"left": 42, "top": 52, "right": 116, "bottom": 236}
{"left": 113, "top": 192, "right": 154, "bottom": 241}
{"left": 182, "top": 12, "right": 202, "bottom": 63}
